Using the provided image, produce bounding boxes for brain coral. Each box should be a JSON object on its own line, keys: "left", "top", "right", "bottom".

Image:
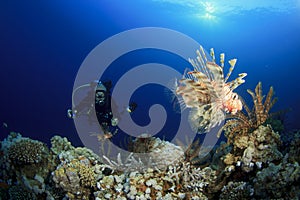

{"left": 8, "top": 139, "right": 48, "bottom": 165}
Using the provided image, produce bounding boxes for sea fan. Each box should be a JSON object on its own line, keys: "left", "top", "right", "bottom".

{"left": 175, "top": 46, "right": 247, "bottom": 134}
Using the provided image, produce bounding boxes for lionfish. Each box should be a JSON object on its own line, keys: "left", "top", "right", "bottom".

{"left": 175, "top": 46, "right": 247, "bottom": 136}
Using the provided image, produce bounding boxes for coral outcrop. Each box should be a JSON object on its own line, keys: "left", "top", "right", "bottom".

{"left": 50, "top": 136, "right": 102, "bottom": 199}
{"left": 0, "top": 132, "right": 53, "bottom": 199}
{"left": 253, "top": 155, "right": 300, "bottom": 199}
{"left": 288, "top": 130, "right": 300, "bottom": 163}
{"left": 0, "top": 124, "right": 299, "bottom": 199}
{"left": 218, "top": 82, "right": 283, "bottom": 172}
{"left": 8, "top": 185, "right": 36, "bottom": 200}
{"left": 8, "top": 139, "right": 48, "bottom": 165}
{"left": 219, "top": 81, "right": 277, "bottom": 139}
{"left": 219, "top": 181, "right": 253, "bottom": 200}
{"left": 52, "top": 159, "right": 97, "bottom": 199}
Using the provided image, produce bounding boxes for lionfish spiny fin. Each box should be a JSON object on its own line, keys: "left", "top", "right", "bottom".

{"left": 220, "top": 53, "right": 225, "bottom": 68}
{"left": 224, "top": 58, "right": 237, "bottom": 82}
{"left": 229, "top": 73, "right": 247, "bottom": 90}
{"left": 188, "top": 71, "right": 217, "bottom": 98}
{"left": 210, "top": 48, "right": 215, "bottom": 63}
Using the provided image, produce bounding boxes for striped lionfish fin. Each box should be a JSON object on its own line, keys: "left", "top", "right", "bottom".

{"left": 193, "top": 46, "right": 214, "bottom": 81}
{"left": 210, "top": 48, "right": 216, "bottom": 63}
{"left": 177, "top": 71, "right": 211, "bottom": 107}
{"left": 206, "top": 62, "right": 224, "bottom": 95}
{"left": 188, "top": 71, "right": 218, "bottom": 99}
{"left": 220, "top": 53, "right": 225, "bottom": 68}
{"left": 229, "top": 73, "right": 247, "bottom": 90}
{"left": 224, "top": 59, "right": 237, "bottom": 82}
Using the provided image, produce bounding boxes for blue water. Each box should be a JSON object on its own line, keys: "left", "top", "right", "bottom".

{"left": 1, "top": 0, "right": 299, "bottom": 146}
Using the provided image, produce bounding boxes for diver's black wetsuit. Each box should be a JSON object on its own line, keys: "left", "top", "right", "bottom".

{"left": 68, "top": 80, "right": 118, "bottom": 135}
{"left": 94, "top": 81, "right": 115, "bottom": 133}
{"left": 95, "top": 94, "right": 112, "bottom": 126}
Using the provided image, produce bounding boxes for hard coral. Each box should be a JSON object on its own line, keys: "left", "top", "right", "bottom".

{"left": 253, "top": 156, "right": 300, "bottom": 199}
{"left": 288, "top": 131, "right": 300, "bottom": 163}
{"left": 222, "top": 125, "right": 282, "bottom": 173}
{"left": 74, "top": 160, "right": 97, "bottom": 188}
{"left": 219, "top": 181, "right": 253, "bottom": 200}
{"left": 50, "top": 135, "right": 74, "bottom": 155}
{"left": 104, "top": 135, "right": 184, "bottom": 172}
{"left": 8, "top": 185, "right": 36, "bottom": 200}
{"left": 52, "top": 158, "right": 96, "bottom": 199}
{"left": 8, "top": 139, "right": 48, "bottom": 165}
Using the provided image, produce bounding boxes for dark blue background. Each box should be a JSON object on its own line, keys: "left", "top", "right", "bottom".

{"left": 1, "top": 0, "right": 299, "bottom": 146}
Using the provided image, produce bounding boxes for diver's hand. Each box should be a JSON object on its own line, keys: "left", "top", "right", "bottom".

{"left": 67, "top": 109, "right": 76, "bottom": 118}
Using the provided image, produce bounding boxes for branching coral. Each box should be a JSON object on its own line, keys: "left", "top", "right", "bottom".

{"left": 8, "top": 185, "right": 36, "bottom": 200}
{"left": 216, "top": 82, "right": 283, "bottom": 172}
{"left": 219, "top": 181, "right": 253, "bottom": 200}
{"left": 101, "top": 135, "right": 184, "bottom": 173}
{"left": 218, "top": 81, "right": 277, "bottom": 141}
{"left": 2, "top": 134, "right": 52, "bottom": 180}
{"left": 8, "top": 139, "right": 48, "bottom": 165}
{"left": 52, "top": 159, "right": 96, "bottom": 199}
{"left": 1, "top": 130, "right": 298, "bottom": 199}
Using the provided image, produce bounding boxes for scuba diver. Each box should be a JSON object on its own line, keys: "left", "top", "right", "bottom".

{"left": 68, "top": 80, "right": 137, "bottom": 139}
{"left": 94, "top": 80, "right": 119, "bottom": 138}
{"left": 67, "top": 80, "right": 119, "bottom": 138}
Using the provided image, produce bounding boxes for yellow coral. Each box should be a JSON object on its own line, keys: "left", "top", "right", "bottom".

{"left": 52, "top": 158, "right": 96, "bottom": 199}
{"left": 76, "top": 162, "right": 96, "bottom": 188}
{"left": 223, "top": 153, "right": 236, "bottom": 165}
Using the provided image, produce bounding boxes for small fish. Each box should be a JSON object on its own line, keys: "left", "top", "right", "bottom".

{"left": 2, "top": 122, "right": 8, "bottom": 128}
{"left": 126, "top": 102, "right": 137, "bottom": 113}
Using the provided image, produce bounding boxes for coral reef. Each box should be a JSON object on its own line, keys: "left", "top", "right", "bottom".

{"left": 8, "top": 185, "right": 36, "bottom": 200}
{"left": 0, "top": 132, "right": 54, "bottom": 199}
{"left": 253, "top": 155, "right": 300, "bottom": 199}
{"left": 219, "top": 181, "right": 253, "bottom": 200}
{"left": 219, "top": 81, "right": 277, "bottom": 139}
{"left": 50, "top": 136, "right": 102, "bottom": 199}
{"left": 0, "top": 132, "right": 217, "bottom": 199}
{"left": 288, "top": 130, "right": 300, "bottom": 163}
{"left": 8, "top": 139, "right": 48, "bottom": 165}
{"left": 217, "top": 82, "right": 283, "bottom": 173}
{"left": 1, "top": 121, "right": 299, "bottom": 199}
{"left": 220, "top": 124, "right": 282, "bottom": 173}
{"left": 94, "top": 160, "right": 215, "bottom": 199}
{"left": 52, "top": 159, "right": 96, "bottom": 199}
